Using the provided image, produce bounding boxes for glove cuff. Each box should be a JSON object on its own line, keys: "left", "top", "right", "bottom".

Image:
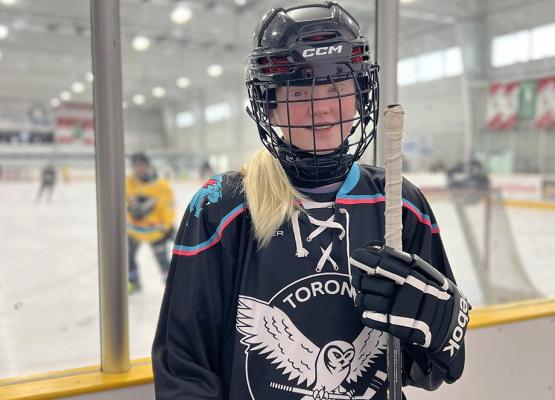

{"left": 430, "top": 289, "right": 470, "bottom": 367}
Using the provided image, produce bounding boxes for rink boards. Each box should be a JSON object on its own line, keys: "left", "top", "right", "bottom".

{"left": 0, "top": 179, "right": 554, "bottom": 382}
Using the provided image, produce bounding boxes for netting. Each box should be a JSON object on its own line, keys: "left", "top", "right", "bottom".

{"left": 423, "top": 187, "right": 541, "bottom": 306}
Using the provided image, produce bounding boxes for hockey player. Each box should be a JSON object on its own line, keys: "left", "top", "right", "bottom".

{"left": 126, "top": 152, "right": 175, "bottom": 293}
{"left": 35, "top": 164, "right": 57, "bottom": 203}
{"left": 447, "top": 159, "right": 489, "bottom": 191}
{"left": 152, "top": 2, "right": 469, "bottom": 399}
{"left": 447, "top": 159, "right": 489, "bottom": 205}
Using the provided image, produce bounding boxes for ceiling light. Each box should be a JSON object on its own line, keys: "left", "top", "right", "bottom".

{"left": 207, "top": 64, "right": 223, "bottom": 78}
{"left": 152, "top": 86, "right": 166, "bottom": 98}
{"left": 50, "top": 98, "right": 61, "bottom": 108}
{"left": 400, "top": 0, "right": 416, "bottom": 3}
{"left": 176, "top": 76, "right": 190, "bottom": 88}
{"left": 0, "top": 25, "right": 9, "bottom": 40}
{"left": 205, "top": 102, "right": 231, "bottom": 123}
{"left": 71, "top": 82, "right": 85, "bottom": 93}
{"left": 0, "top": 0, "right": 17, "bottom": 5}
{"left": 132, "top": 94, "right": 146, "bottom": 105}
{"left": 176, "top": 111, "right": 195, "bottom": 128}
{"left": 132, "top": 35, "right": 151, "bottom": 52}
{"left": 122, "top": 101, "right": 128, "bottom": 109}
{"left": 235, "top": 0, "right": 246, "bottom": 5}
{"left": 86, "top": 72, "right": 94, "bottom": 82}
{"left": 60, "top": 91, "right": 72, "bottom": 101}
{"left": 171, "top": 4, "right": 192, "bottom": 25}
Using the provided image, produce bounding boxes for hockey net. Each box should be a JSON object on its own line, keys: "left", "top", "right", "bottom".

{"left": 421, "top": 186, "right": 541, "bottom": 306}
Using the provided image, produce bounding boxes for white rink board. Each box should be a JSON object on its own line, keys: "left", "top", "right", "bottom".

{"left": 404, "top": 316, "right": 555, "bottom": 400}
{"left": 0, "top": 179, "right": 554, "bottom": 378}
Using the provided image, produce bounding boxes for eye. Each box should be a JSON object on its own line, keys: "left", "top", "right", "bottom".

{"left": 329, "top": 85, "right": 348, "bottom": 94}
{"left": 289, "top": 89, "right": 308, "bottom": 98}
{"left": 330, "top": 349, "right": 342, "bottom": 359}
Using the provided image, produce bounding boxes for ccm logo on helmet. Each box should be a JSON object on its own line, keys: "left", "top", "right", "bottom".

{"left": 302, "top": 45, "right": 343, "bottom": 58}
{"left": 442, "top": 297, "right": 469, "bottom": 357}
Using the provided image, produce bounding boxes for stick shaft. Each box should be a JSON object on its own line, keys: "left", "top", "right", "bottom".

{"left": 383, "top": 104, "right": 405, "bottom": 400}
{"left": 270, "top": 382, "right": 371, "bottom": 399}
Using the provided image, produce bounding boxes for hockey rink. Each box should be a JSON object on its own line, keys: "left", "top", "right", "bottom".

{"left": 1, "top": 179, "right": 554, "bottom": 378}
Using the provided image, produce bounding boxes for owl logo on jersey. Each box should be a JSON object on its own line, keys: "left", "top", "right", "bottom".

{"left": 189, "top": 175, "right": 223, "bottom": 217}
{"left": 235, "top": 274, "right": 388, "bottom": 400}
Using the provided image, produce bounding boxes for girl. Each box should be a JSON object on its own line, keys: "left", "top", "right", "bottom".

{"left": 152, "top": 3, "right": 468, "bottom": 399}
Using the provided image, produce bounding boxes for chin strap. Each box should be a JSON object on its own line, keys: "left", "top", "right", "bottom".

{"left": 278, "top": 144, "right": 354, "bottom": 188}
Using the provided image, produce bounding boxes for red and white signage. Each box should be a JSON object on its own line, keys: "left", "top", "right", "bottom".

{"left": 485, "top": 82, "right": 519, "bottom": 131}
{"left": 535, "top": 76, "right": 555, "bottom": 129}
{"left": 54, "top": 103, "right": 95, "bottom": 145}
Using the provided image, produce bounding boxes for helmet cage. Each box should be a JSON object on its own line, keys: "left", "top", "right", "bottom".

{"left": 246, "top": 65, "right": 379, "bottom": 187}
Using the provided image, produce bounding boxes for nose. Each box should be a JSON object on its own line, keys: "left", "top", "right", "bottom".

{"left": 309, "top": 87, "right": 337, "bottom": 117}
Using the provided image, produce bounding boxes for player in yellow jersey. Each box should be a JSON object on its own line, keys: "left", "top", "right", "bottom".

{"left": 126, "top": 152, "right": 175, "bottom": 293}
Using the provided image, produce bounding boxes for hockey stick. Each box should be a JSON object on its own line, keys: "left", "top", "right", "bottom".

{"left": 383, "top": 104, "right": 405, "bottom": 400}
{"left": 270, "top": 382, "right": 374, "bottom": 399}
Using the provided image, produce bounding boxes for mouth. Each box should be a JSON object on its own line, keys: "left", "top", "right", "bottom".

{"left": 307, "top": 124, "right": 335, "bottom": 133}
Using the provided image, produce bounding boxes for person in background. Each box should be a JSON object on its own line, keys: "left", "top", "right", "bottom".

{"left": 447, "top": 159, "right": 489, "bottom": 191}
{"left": 126, "top": 152, "right": 175, "bottom": 294}
{"left": 60, "top": 165, "right": 71, "bottom": 183}
{"left": 35, "top": 164, "right": 57, "bottom": 203}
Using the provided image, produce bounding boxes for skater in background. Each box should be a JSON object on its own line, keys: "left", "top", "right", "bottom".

{"left": 447, "top": 158, "right": 490, "bottom": 205}
{"left": 153, "top": 3, "right": 469, "bottom": 398}
{"left": 447, "top": 158, "right": 490, "bottom": 191}
{"left": 60, "top": 165, "right": 71, "bottom": 184}
{"left": 126, "top": 152, "right": 175, "bottom": 293}
{"left": 35, "top": 164, "right": 57, "bottom": 203}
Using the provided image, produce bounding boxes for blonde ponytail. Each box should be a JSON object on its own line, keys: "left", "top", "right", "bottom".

{"left": 241, "top": 149, "right": 305, "bottom": 248}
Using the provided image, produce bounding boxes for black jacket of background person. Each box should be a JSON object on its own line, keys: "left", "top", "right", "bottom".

{"left": 152, "top": 163, "right": 465, "bottom": 399}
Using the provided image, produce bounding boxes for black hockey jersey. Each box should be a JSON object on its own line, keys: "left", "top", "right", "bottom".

{"left": 152, "top": 163, "right": 465, "bottom": 399}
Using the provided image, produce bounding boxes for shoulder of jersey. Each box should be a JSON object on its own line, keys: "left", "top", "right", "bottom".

{"left": 357, "top": 163, "right": 423, "bottom": 204}
{"left": 358, "top": 164, "right": 385, "bottom": 184}
{"left": 188, "top": 171, "right": 246, "bottom": 222}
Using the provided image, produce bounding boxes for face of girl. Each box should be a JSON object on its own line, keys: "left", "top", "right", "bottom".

{"left": 271, "top": 79, "right": 357, "bottom": 153}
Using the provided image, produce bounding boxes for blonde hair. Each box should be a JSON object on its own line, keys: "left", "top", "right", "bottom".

{"left": 241, "top": 149, "right": 305, "bottom": 248}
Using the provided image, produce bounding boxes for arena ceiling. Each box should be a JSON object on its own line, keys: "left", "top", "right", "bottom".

{"left": 0, "top": 0, "right": 540, "bottom": 108}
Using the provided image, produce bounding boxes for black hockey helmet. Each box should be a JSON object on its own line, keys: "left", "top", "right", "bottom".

{"left": 130, "top": 151, "right": 151, "bottom": 166}
{"left": 245, "top": 1, "right": 379, "bottom": 187}
{"left": 130, "top": 151, "right": 158, "bottom": 182}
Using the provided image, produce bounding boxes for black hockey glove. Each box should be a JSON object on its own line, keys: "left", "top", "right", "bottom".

{"left": 128, "top": 195, "right": 155, "bottom": 220}
{"left": 349, "top": 244, "right": 471, "bottom": 370}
